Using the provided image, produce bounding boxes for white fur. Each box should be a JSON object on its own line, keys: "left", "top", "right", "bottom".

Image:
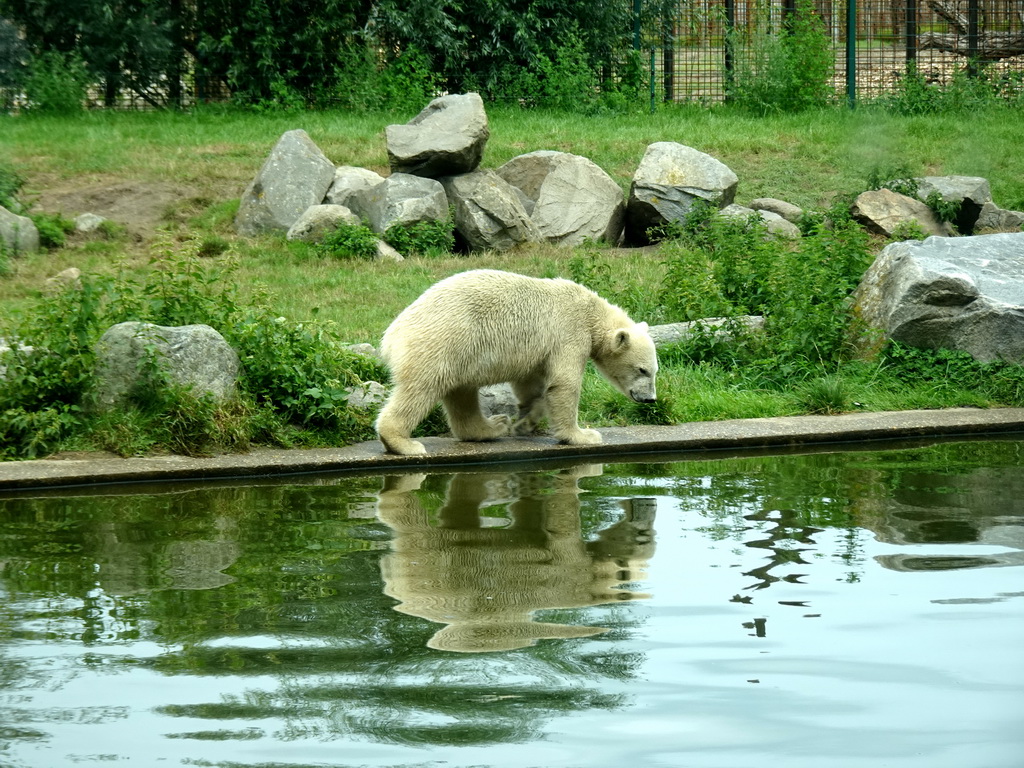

{"left": 376, "top": 269, "right": 659, "bottom": 455}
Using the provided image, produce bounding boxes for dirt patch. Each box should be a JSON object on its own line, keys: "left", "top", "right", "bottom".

{"left": 35, "top": 180, "right": 201, "bottom": 239}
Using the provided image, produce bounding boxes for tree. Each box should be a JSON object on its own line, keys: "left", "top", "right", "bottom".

{"left": 0, "top": 0, "right": 177, "bottom": 107}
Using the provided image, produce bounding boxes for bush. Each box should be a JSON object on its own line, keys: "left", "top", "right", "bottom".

{"left": 726, "top": 0, "right": 835, "bottom": 114}
{"left": 316, "top": 223, "right": 381, "bottom": 260}
{"left": 383, "top": 219, "right": 455, "bottom": 257}
{"left": 24, "top": 51, "right": 91, "bottom": 114}
{"left": 0, "top": 240, "right": 387, "bottom": 459}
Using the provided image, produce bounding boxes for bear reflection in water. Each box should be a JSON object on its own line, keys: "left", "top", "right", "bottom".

{"left": 376, "top": 465, "right": 656, "bottom": 653}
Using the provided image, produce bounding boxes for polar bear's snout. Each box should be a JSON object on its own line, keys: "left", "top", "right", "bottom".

{"left": 629, "top": 376, "right": 657, "bottom": 403}
{"left": 631, "top": 387, "right": 657, "bottom": 404}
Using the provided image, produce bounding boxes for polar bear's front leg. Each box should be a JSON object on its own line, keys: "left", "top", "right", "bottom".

{"left": 545, "top": 373, "right": 602, "bottom": 446}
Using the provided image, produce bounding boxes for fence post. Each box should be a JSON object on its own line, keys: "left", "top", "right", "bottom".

{"left": 967, "top": 0, "right": 979, "bottom": 76}
{"left": 650, "top": 47, "right": 657, "bottom": 112}
{"left": 906, "top": 0, "right": 917, "bottom": 66}
{"left": 663, "top": 12, "right": 674, "bottom": 102}
{"left": 846, "top": 0, "right": 857, "bottom": 108}
{"left": 724, "top": 0, "right": 735, "bottom": 100}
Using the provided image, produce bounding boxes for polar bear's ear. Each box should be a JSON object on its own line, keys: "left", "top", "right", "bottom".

{"left": 636, "top": 321, "right": 649, "bottom": 333}
{"left": 612, "top": 328, "right": 631, "bottom": 350}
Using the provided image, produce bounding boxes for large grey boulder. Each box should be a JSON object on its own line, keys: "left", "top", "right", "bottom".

{"left": 235, "top": 129, "right": 336, "bottom": 236}
{"left": 914, "top": 175, "right": 991, "bottom": 234}
{"left": 851, "top": 188, "right": 955, "bottom": 238}
{"left": 324, "top": 166, "right": 385, "bottom": 215}
{"left": 386, "top": 93, "right": 489, "bottom": 178}
{"left": 852, "top": 233, "right": 1024, "bottom": 363}
{"left": 93, "top": 322, "right": 240, "bottom": 411}
{"left": 0, "top": 204, "right": 40, "bottom": 254}
{"left": 496, "top": 150, "right": 625, "bottom": 246}
{"left": 359, "top": 173, "right": 449, "bottom": 234}
{"left": 442, "top": 170, "right": 541, "bottom": 251}
{"left": 626, "top": 142, "right": 739, "bottom": 244}
{"left": 286, "top": 204, "right": 360, "bottom": 242}
{"left": 975, "top": 202, "right": 1024, "bottom": 233}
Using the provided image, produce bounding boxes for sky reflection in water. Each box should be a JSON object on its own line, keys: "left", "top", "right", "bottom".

{"left": 0, "top": 439, "right": 1021, "bottom": 767}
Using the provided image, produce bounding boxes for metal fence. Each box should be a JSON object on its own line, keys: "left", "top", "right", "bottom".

{"left": 643, "top": 0, "right": 1024, "bottom": 104}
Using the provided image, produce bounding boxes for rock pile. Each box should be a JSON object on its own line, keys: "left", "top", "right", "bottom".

{"left": 234, "top": 92, "right": 743, "bottom": 251}
{"left": 234, "top": 93, "right": 1024, "bottom": 254}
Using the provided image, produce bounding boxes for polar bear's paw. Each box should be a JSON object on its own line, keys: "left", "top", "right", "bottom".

{"left": 381, "top": 436, "right": 428, "bottom": 456}
{"left": 453, "top": 414, "right": 511, "bottom": 442}
{"left": 561, "top": 428, "right": 602, "bottom": 446}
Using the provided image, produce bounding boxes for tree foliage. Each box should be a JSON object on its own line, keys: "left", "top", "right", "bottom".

{"left": 0, "top": 0, "right": 641, "bottom": 109}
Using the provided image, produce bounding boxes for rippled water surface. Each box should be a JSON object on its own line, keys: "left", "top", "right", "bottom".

{"left": 1, "top": 439, "right": 1022, "bottom": 767}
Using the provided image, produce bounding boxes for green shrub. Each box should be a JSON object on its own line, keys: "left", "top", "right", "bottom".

{"left": 0, "top": 240, "right": 388, "bottom": 459}
{"left": 384, "top": 219, "right": 455, "bottom": 257}
{"left": 24, "top": 51, "right": 91, "bottom": 114}
{"left": 879, "top": 63, "right": 1021, "bottom": 116}
{"left": 30, "top": 211, "right": 75, "bottom": 249}
{"left": 0, "top": 161, "right": 25, "bottom": 211}
{"left": 881, "top": 342, "right": 1024, "bottom": 406}
{"left": 317, "top": 223, "right": 381, "bottom": 260}
{"left": 727, "top": 0, "right": 835, "bottom": 114}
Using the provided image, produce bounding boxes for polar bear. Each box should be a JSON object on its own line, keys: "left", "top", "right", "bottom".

{"left": 375, "top": 269, "right": 658, "bottom": 455}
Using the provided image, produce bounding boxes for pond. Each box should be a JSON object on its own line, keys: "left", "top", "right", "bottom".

{"left": 1, "top": 439, "right": 1022, "bottom": 768}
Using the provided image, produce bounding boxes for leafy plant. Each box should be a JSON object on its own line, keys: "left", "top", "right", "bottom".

{"left": 726, "top": 0, "right": 835, "bottom": 114}
{"left": 29, "top": 211, "right": 75, "bottom": 248}
{"left": 0, "top": 161, "right": 25, "bottom": 211}
{"left": 317, "top": 223, "right": 381, "bottom": 260}
{"left": 0, "top": 239, "right": 388, "bottom": 459}
{"left": 24, "top": 50, "right": 91, "bottom": 113}
{"left": 383, "top": 219, "right": 455, "bottom": 257}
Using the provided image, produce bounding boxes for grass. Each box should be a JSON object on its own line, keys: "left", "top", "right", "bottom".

{"left": 1, "top": 101, "right": 1023, "bottom": 458}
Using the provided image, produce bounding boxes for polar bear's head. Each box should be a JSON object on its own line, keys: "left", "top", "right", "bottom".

{"left": 594, "top": 322, "right": 658, "bottom": 403}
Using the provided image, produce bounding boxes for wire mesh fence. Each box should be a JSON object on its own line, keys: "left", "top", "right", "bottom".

{"left": 3, "top": 0, "right": 1021, "bottom": 111}
{"left": 645, "top": 0, "right": 1024, "bottom": 105}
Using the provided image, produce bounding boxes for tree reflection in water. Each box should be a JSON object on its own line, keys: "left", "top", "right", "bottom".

{"left": 377, "top": 466, "right": 657, "bottom": 652}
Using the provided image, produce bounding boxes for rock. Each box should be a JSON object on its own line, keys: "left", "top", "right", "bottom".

{"left": 235, "top": 129, "right": 336, "bottom": 236}
{"left": 851, "top": 232, "right": 1024, "bottom": 363}
{"left": 496, "top": 150, "right": 625, "bottom": 246}
{"left": 850, "top": 188, "right": 956, "bottom": 238}
{"left": 74, "top": 212, "right": 107, "bottom": 233}
{"left": 359, "top": 173, "right": 449, "bottom": 234}
{"left": 345, "top": 343, "right": 380, "bottom": 359}
{"left": 720, "top": 203, "right": 801, "bottom": 238}
{"left": 45, "top": 267, "right": 82, "bottom": 292}
{"left": 626, "top": 142, "right": 739, "bottom": 244}
{"left": 92, "top": 322, "right": 240, "bottom": 411}
{"left": 649, "top": 316, "right": 765, "bottom": 347}
{"left": 442, "top": 170, "right": 541, "bottom": 251}
{"left": 324, "top": 166, "right": 385, "bottom": 214}
{"left": 750, "top": 197, "right": 804, "bottom": 223}
{"left": 0, "top": 339, "right": 33, "bottom": 380}
{"left": 386, "top": 93, "right": 489, "bottom": 178}
{"left": 975, "top": 202, "right": 1024, "bottom": 233}
{"left": 286, "top": 204, "right": 361, "bottom": 242}
{"left": 914, "top": 175, "right": 991, "bottom": 234}
{"left": 479, "top": 383, "right": 519, "bottom": 422}
{"left": 0, "top": 204, "right": 40, "bottom": 254}
{"left": 346, "top": 380, "right": 387, "bottom": 409}
{"left": 374, "top": 239, "right": 404, "bottom": 262}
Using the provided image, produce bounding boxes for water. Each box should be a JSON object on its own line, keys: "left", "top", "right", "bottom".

{"left": 1, "top": 439, "right": 1022, "bottom": 768}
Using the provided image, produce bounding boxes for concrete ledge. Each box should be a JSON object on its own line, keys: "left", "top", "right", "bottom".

{"left": 1, "top": 407, "right": 1023, "bottom": 492}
